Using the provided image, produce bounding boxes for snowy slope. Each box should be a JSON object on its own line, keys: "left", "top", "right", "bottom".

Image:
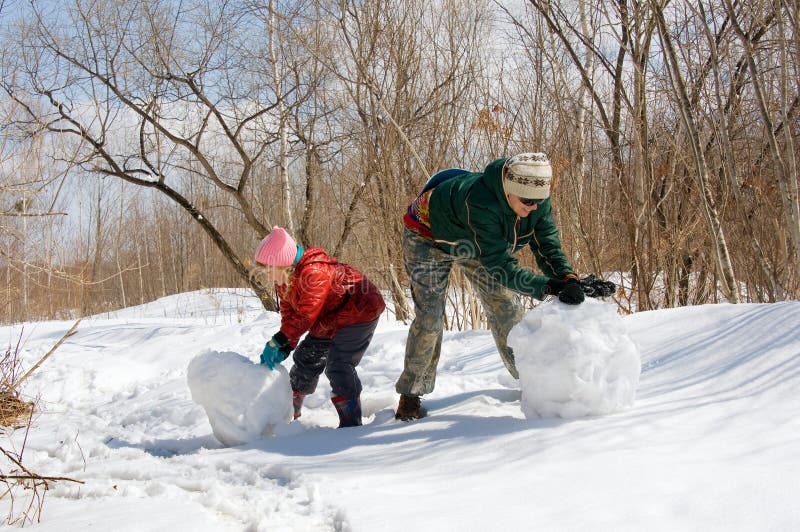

{"left": 2, "top": 290, "right": 799, "bottom": 531}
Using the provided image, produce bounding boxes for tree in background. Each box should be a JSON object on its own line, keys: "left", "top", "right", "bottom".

{"left": 2, "top": 0, "right": 311, "bottom": 310}
{"left": 0, "top": 0, "right": 798, "bottom": 324}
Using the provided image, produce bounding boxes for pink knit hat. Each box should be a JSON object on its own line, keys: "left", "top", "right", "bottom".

{"left": 254, "top": 226, "right": 298, "bottom": 267}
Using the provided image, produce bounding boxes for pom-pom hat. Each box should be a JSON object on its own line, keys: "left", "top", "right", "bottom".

{"left": 254, "top": 226, "right": 299, "bottom": 267}
{"left": 502, "top": 152, "right": 552, "bottom": 200}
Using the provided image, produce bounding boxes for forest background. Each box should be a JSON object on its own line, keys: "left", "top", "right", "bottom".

{"left": 1, "top": 0, "right": 798, "bottom": 326}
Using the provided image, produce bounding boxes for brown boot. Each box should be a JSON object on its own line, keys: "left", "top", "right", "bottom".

{"left": 395, "top": 394, "right": 423, "bottom": 421}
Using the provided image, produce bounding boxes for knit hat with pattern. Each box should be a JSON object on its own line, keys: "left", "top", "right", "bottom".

{"left": 502, "top": 152, "right": 552, "bottom": 200}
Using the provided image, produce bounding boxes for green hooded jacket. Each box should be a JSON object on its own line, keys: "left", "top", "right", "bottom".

{"left": 427, "top": 157, "right": 575, "bottom": 299}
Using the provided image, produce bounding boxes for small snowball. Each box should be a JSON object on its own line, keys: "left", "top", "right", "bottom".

{"left": 187, "top": 351, "right": 293, "bottom": 446}
{"left": 509, "top": 299, "right": 641, "bottom": 419}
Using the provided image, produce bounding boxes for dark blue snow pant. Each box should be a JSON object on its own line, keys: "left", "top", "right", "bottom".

{"left": 289, "top": 317, "right": 379, "bottom": 400}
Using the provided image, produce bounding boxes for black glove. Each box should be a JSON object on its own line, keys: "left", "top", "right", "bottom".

{"left": 544, "top": 277, "right": 585, "bottom": 305}
{"left": 579, "top": 274, "right": 617, "bottom": 298}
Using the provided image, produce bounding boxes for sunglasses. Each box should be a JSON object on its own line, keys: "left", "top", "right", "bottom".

{"left": 519, "top": 197, "right": 542, "bottom": 207}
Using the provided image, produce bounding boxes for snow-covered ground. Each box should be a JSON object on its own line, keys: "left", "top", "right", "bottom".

{"left": 2, "top": 288, "right": 799, "bottom": 531}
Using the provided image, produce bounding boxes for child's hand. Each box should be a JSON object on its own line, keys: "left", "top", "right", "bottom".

{"left": 260, "top": 332, "right": 291, "bottom": 370}
{"left": 260, "top": 341, "right": 281, "bottom": 369}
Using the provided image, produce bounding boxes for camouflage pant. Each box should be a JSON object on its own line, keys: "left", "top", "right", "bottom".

{"left": 395, "top": 228, "right": 525, "bottom": 396}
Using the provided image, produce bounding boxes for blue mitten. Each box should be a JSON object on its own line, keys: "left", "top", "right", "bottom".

{"left": 260, "top": 332, "right": 291, "bottom": 370}
{"left": 260, "top": 342, "right": 282, "bottom": 369}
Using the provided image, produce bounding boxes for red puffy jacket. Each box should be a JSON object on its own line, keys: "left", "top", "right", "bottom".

{"left": 277, "top": 248, "right": 386, "bottom": 348}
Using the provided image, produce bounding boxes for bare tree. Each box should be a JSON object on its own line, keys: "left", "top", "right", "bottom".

{"left": 0, "top": 0, "right": 321, "bottom": 310}
{"left": 688, "top": 1, "right": 785, "bottom": 300}
{"left": 263, "top": 0, "right": 295, "bottom": 234}
{"left": 297, "top": 0, "right": 489, "bottom": 321}
{"left": 2, "top": 0, "right": 799, "bottom": 323}
{"left": 723, "top": 0, "right": 800, "bottom": 279}
{"left": 513, "top": 0, "right": 664, "bottom": 308}
{"left": 651, "top": 0, "right": 740, "bottom": 303}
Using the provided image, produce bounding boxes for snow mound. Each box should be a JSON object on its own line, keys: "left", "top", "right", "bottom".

{"left": 510, "top": 298, "right": 641, "bottom": 418}
{"left": 187, "top": 350, "right": 293, "bottom": 446}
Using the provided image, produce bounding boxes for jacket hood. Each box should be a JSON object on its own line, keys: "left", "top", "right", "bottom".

{"left": 295, "top": 247, "right": 337, "bottom": 268}
{"left": 480, "top": 158, "right": 514, "bottom": 216}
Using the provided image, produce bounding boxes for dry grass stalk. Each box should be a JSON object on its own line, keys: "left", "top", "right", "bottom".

{"left": 1, "top": 323, "right": 84, "bottom": 526}
{"left": 8, "top": 320, "right": 81, "bottom": 395}
{"left": 0, "top": 337, "right": 32, "bottom": 428}
{"left": 0, "top": 394, "right": 33, "bottom": 429}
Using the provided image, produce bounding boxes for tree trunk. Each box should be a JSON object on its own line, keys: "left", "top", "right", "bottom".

{"left": 270, "top": 0, "right": 294, "bottom": 235}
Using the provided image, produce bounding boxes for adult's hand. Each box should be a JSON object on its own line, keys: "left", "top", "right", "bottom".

{"left": 544, "top": 278, "right": 585, "bottom": 305}
{"left": 579, "top": 274, "right": 617, "bottom": 298}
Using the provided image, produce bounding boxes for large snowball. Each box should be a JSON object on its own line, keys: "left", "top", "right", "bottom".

{"left": 187, "top": 351, "right": 293, "bottom": 446}
{"left": 509, "top": 299, "right": 641, "bottom": 418}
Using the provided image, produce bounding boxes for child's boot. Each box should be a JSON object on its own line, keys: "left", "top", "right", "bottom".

{"left": 331, "top": 395, "right": 362, "bottom": 428}
{"left": 292, "top": 390, "right": 305, "bottom": 419}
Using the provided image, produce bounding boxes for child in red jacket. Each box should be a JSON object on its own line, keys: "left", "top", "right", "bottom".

{"left": 253, "top": 227, "right": 385, "bottom": 428}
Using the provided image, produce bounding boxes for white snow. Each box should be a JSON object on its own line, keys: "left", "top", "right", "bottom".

{"left": 2, "top": 288, "right": 799, "bottom": 531}
{"left": 511, "top": 298, "right": 640, "bottom": 418}
{"left": 187, "top": 351, "right": 293, "bottom": 446}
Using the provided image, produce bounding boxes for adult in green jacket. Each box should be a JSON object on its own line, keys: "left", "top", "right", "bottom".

{"left": 396, "top": 152, "right": 585, "bottom": 421}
